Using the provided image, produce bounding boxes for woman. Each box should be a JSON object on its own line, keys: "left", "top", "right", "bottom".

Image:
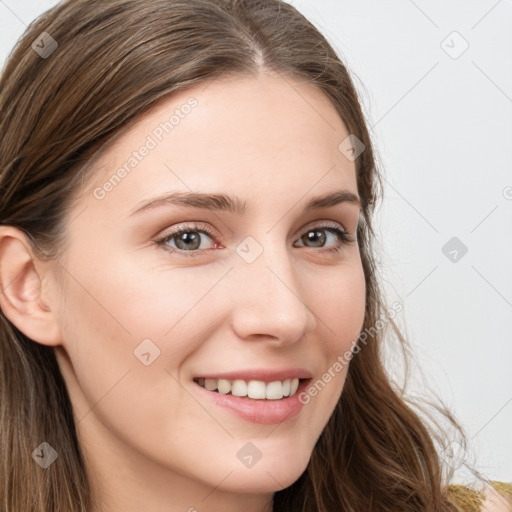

{"left": 0, "top": 0, "right": 509, "bottom": 510}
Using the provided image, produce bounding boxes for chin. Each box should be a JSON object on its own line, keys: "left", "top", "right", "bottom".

{"left": 220, "top": 450, "right": 311, "bottom": 493}
{"left": 222, "top": 470, "right": 305, "bottom": 494}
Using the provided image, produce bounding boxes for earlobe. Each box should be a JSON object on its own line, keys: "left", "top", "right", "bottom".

{"left": 0, "top": 226, "right": 61, "bottom": 346}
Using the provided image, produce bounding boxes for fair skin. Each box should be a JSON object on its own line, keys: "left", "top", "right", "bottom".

{"left": 482, "top": 486, "right": 511, "bottom": 512}
{"left": 0, "top": 72, "right": 504, "bottom": 511}
{"left": 0, "top": 72, "right": 365, "bottom": 512}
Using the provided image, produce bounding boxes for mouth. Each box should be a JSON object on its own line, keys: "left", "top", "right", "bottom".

{"left": 193, "top": 377, "right": 310, "bottom": 400}
{"left": 192, "top": 373, "right": 313, "bottom": 424}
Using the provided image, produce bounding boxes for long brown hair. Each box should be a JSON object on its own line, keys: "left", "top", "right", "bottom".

{"left": 0, "top": 0, "right": 465, "bottom": 510}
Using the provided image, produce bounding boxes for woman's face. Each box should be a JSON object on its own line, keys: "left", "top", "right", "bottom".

{"left": 49, "top": 72, "right": 366, "bottom": 508}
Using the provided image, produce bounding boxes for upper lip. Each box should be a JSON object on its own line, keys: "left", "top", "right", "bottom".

{"left": 195, "top": 368, "right": 313, "bottom": 383}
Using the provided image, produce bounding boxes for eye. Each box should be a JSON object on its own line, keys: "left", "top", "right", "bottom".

{"left": 294, "top": 223, "right": 355, "bottom": 253}
{"left": 155, "top": 223, "right": 218, "bottom": 257}
{"left": 154, "top": 221, "right": 355, "bottom": 257}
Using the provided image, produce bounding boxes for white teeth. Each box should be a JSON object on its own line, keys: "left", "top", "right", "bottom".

{"left": 217, "top": 379, "right": 231, "bottom": 394}
{"left": 197, "top": 377, "right": 301, "bottom": 400}
{"left": 290, "top": 378, "right": 299, "bottom": 396}
{"left": 247, "top": 380, "right": 266, "bottom": 399}
{"left": 266, "top": 381, "right": 283, "bottom": 400}
{"left": 231, "top": 379, "right": 247, "bottom": 397}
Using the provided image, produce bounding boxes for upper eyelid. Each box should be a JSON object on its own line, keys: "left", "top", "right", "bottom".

{"left": 300, "top": 219, "right": 348, "bottom": 233}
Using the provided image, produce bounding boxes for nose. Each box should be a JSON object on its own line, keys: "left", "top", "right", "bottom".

{"left": 229, "top": 240, "right": 317, "bottom": 346}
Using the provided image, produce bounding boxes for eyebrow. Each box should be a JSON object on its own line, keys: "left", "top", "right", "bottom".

{"left": 129, "top": 189, "right": 360, "bottom": 217}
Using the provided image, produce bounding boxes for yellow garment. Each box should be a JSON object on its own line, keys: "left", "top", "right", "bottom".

{"left": 447, "top": 481, "right": 512, "bottom": 511}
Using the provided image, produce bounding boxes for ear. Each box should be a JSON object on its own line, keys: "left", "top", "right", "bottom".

{"left": 0, "top": 226, "right": 61, "bottom": 346}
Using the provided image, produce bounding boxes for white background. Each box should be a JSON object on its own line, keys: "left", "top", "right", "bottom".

{"left": 1, "top": 0, "right": 510, "bottom": 483}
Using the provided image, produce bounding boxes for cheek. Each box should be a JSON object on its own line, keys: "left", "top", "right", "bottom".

{"left": 291, "top": 258, "right": 365, "bottom": 429}
{"left": 315, "top": 259, "right": 366, "bottom": 352}
{"left": 53, "top": 252, "right": 212, "bottom": 417}
{"left": 55, "top": 261, "right": 235, "bottom": 467}
{"left": 55, "top": 250, "right": 238, "bottom": 422}
{"left": 60, "top": 251, "right": 227, "bottom": 352}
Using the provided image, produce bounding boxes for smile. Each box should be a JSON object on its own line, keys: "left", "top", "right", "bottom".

{"left": 193, "top": 376, "right": 312, "bottom": 424}
{"left": 194, "top": 377, "right": 304, "bottom": 400}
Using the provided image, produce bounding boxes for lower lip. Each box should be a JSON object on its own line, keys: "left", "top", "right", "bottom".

{"left": 193, "top": 379, "right": 311, "bottom": 425}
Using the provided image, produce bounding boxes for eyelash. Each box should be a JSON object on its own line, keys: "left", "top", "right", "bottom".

{"left": 154, "top": 222, "right": 355, "bottom": 258}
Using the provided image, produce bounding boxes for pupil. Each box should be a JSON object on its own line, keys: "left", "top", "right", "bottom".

{"left": 306, "top": 230, "right": 325, "bottom": 247}
{"left": 177, "top": 232, "right": 200, "bottom": 250}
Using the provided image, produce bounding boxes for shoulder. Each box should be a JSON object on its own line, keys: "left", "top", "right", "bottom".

{"left": 481, "top": 482, "right": 512, "bottom": 512}
{"left": 447, "top": 481, "right": 512, "bottom": 512}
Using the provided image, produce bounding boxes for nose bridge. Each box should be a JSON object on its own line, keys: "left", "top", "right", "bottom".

{"left": 229, "top": 234, "right": 315, "bottom": 342}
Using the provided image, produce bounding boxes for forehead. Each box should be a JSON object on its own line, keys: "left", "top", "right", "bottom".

{"left": 81, "top": 72, "right": 357, "bottom": 212}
